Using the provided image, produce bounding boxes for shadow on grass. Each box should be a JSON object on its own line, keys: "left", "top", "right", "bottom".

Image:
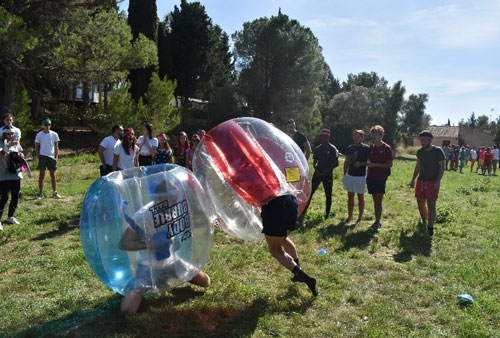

{"left": 318, "top": 220, "right": 355, "bottom": 240}
{"left": 31, "top": 215, "right": 80, "bottom": 241}
{"left": 12, "top": 284, "right": 315, "bottom": 338}
{"left": 393, "top": 224, "right": 432, "bottom": 263}
{"left": 337, "top": 229, "right": 374, "bottom": 252}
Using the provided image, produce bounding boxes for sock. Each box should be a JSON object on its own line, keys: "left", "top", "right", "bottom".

{"left": 294, "top": 258, "right": 300, "bottom": 266}
{"left": 290, "top": 259, "right": 301, "bottom": 282}
{"left": 292, "top": 266, "right": 318, "bottom": 296}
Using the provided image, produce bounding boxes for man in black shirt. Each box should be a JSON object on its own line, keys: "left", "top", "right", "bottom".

{"left": 286, "top": 119, "right": 311, "bottom": 160}
{"left": 343, "top": 130, "right": 370, "bottom": 224}
{"left": 309, "top": 129, "right": 339, "bottom": 218}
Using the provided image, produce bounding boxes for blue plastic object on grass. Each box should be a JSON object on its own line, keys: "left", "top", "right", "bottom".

{"left": 457, "top": 294, "right": 474, "bottom": 304}
{"left": 317, "top": 249, "right": 327, "bottom": 255}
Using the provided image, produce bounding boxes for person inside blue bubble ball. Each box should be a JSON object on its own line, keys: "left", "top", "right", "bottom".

{"left": 119, "top": 182, "right": 210, "bottom": 315}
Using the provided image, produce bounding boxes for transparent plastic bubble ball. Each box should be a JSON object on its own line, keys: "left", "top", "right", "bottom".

{"left": 193, "top": 117, "right": 311, "bottom": 241}
{"left": 80, "top": 164, "right": 215, "bottom": 296}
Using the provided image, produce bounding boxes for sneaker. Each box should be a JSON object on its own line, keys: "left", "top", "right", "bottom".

{"left": 52, "top": 192, "right": 62, "bottom": 199}
{"left": 36, "top": 193, "right": 44, "bottom": 200}
{"left": 6, "top": 217, "right": 20, "bottom": 225}
{"left": 370, "top": 222, "right": 381, "bottom": 232}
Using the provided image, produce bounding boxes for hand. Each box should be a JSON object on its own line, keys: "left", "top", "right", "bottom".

{"left": 433, "top": 181, "right": 440, "bottom": 190}
{"left": 410, "top": 179, "right": 415, "bottom": 188}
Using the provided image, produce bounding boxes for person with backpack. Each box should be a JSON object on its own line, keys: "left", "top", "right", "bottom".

{"left": 35, "top": 118, "right": 61, "bottom": 199}
{"left": 366, "top": 125, "right": 393, "bottom": 232}
{"left": 0, "top": 128, "right": 24, "bottom": 230}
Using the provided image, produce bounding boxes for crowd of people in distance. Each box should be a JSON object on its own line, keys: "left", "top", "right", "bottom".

{"left": 98, "top": 124, "right": 205, "bottom": 176}
{"left": 442, "top": 144, "right": 499, "bottom": 176}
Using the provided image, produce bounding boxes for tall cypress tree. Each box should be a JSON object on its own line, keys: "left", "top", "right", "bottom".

{"left": 128, "top": 0, "right": 158, "bottom": 102}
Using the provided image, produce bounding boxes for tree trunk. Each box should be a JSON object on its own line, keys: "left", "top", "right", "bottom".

{"left": 29, "top": 90, "right": 43, "bottom": 122}
{"left": 0, "top": 71, "right": 16, "bottom": 116}
{"left": 82, "top": 82, "right": 90, "bottom": 115}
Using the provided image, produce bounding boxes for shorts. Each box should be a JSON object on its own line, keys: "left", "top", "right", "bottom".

{"left": 39, "top": 155, "right": 57, "bottom": 171}
{"left": 415, "top": 180, "right": 439, "bottom": 200}
{"left": 139, "top": 154, "right": 153, "bottom": 166}
{"left": 479, "top": 159, "right": 484, "bottom": 166}
{"left": 493, "top": 160, "right": 499, "bottom": 167}
{"left": 366, "top": 179, "right": 386, "bottom": 195}
{"left": 343, "top": 174, "right": 366, "bottom": 194}
{"left": 460, "top": 160, "right": 465, "bottom": 167}
{"left": 470, "top": 159, "right": 476, "bottom": 164}
{"left": 261, "top": 195, "right": 298, "bottom": 237}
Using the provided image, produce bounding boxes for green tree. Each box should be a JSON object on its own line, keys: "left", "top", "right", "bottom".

{"left": 468, "top": 112, "right": 477, "bottom": 128}
{"left": 398, "top": 93, "right": 430, "bottom": 135}
{"left": 342, "top": 71, "right": 388, "bottom": 92}
{"left": 232, "top": 11, "right": 326, "bottom": 126}
{"left": 476, "top": 115, "right": 490, "bottom": 132}
{"left": 127, "top": 0, "right": 158, "bottom": 102}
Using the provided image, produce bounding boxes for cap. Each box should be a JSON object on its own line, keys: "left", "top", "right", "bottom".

{"left": 191, "top": 134, "right": 200, "bottom": 142}
{"left": 123, "top": 128, "right": 135, "bottom": 136}
{"left": 42, "top": 118, "right": 52, "bottom": 125}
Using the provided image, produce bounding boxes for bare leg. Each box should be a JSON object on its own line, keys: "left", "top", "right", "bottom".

{"left": 265, "top": 235, "right": 296, "bottom": 271}
{"left": 357, "top": 193, "right": 364, "bottom": 221}
{"left": 427, "top": 199, "right": 437, "bottom": 228}
{"left": 372, "top": 193, "right": 384, "bottom": 224}
{"left": 39, "top": 169, "right": 45, "bottom": 194}
{"left": 189, "top": 270, "right": 211, "bottom": 287}
{"left": 121, "top": 291, "right": 143, "bottom": 314}
{"left": 417, "top": 198, "right": 428, "bottom": 222}
{"left": 283, "top": 237, "right": 298, "bottom": 260}
{"left": 347, "top": 192, "right": 354, "bottom": 220}
{"left": 49, "top": 169, "right": 57, "bottom": 192}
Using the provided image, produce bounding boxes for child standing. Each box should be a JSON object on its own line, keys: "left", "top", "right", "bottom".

{"left": 174, "top": 132, "right": 189, "bottom": 168}
{"left": 186, "top": 134, "right": 200, "bottom": 171}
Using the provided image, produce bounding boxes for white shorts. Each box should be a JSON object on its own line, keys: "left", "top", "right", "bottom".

{"left": 343, "top": 174, "right": 366, "bottom": 194}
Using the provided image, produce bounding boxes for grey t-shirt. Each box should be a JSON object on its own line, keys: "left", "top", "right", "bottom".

{"left": 417, "top": 146, "right": 445, "bottom": 181}
{"left": 0, "top": 141, "right": 23, "bottom": 181}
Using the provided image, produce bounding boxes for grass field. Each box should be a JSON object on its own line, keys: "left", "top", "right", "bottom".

{"left": 0, "top": 154, "right": 499, "bottom": 337}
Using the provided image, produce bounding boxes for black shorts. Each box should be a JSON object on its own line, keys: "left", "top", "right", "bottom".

{"left": 261, "top": 195, "right": 298, "bottom": 237}
{"left": 367, "top": 179, "right": 386, "bottom": 194}
{"left": 39, "top": 155, "right": 57, "bottom": 171}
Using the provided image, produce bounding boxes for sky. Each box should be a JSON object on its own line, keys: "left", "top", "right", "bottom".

{"left": 119, "top": 0, "right": 500, "bottom": 126}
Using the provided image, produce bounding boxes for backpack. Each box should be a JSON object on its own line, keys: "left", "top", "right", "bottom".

{"left": 7, "top": 151, "right": 22, "bottom": 174}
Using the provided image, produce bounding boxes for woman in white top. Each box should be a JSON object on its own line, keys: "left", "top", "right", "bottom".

{"left": 113, "top": 128, "right": 139, "bottom": 171}
{"left": 137, "top": 123, "right": 158, "bottom": 166}
{"left": 0, "top": 128, "right": 24, "bottom": 229}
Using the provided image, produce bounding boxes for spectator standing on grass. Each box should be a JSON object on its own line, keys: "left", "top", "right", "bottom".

{"left": 112, "top": 128, "right": 139, "bottom": 171}
{"left": 477, "top": 147, "right": 485, "bottom": 173}
{"left": 186, "top": 134, "right": 200, "bottom": 171}
{"left": 470, "top": 146, "right": 478, "bottom": 173}
{"left": 98, "top": 124, "right": 123, "bottom": 177}
{"left": 137, "top": 123, "right": 158, "bottom": 167}
{"left": 448, "top": 145, "right": 455, "bottom": 171}
{"left": 153, "top": 134, "right": 172, "bottom": 164}
{"left": 465, "top": 146, "right": 470, "bottom": 166}
{"left": 0, "top": 113, "right": 21, "bottom": 144}
{"left": 492, "top": 145, "right": 499, "bottom": 175}
{"left": 443, "top": 144, "right": 449, "bottom": 170}
{"left": 286, "top": 119, "right": 312, "bottom": 160}
{"left": 0, "top": 128, "right": 24, "bottom": 230}
{"left": 410, "top": 131, "right": 445, "bottom": 236}
{"left": 366, "top": 125, "right": 393, "bottom": 232}
{"left": 483, "top": 147, "right": 493, "bottom": 176}
{"left": 453, "top": 145, "right": 459, "bottom": 171}
{"left": 174, "top": 132, "right": 189, "bottom": 168}
{"left": 343, "top": 129, "right": 370, "bottom": 224}
{"left": 35, "top": 118, "right": 61, "bottom": 199}
{"left": 309, "top": 129, "right": 339, "bottom": 219}
{"left": 459, "top": 146, "right": 466, "bottom": 173}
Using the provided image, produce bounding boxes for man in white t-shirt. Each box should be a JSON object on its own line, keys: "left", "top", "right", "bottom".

{"left": 0, "top": 113, "right": 22, "bottom": 144}
{"left": 34, "top": 118, "right": 61, "bottom": 199}
{"left": 492, "top": 145, "right": 499, "bottom": 175}
{"left": 469, "top": 146, "right": 478, "bottom": 173}
{"left": 98, "top": 124, "right": 123, "bottom": 176}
